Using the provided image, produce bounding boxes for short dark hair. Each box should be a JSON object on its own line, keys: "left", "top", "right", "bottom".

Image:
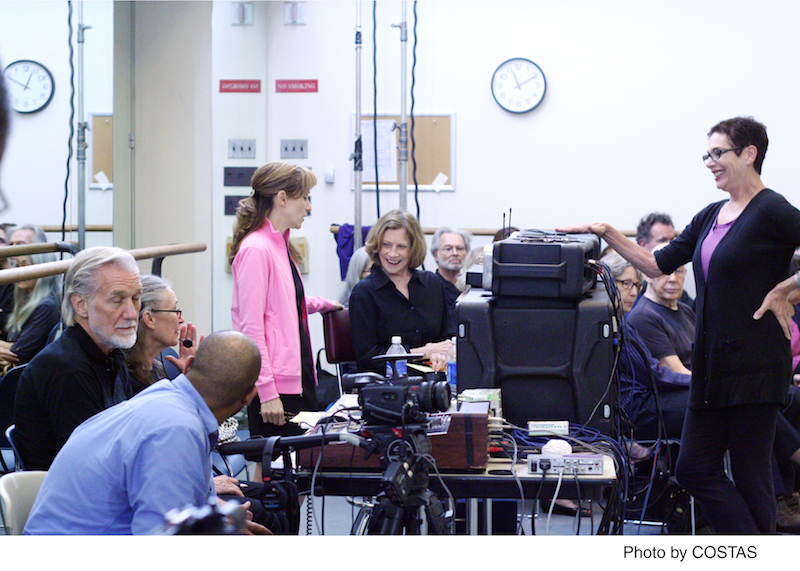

{"left": 636, "top": 212, "right": 673, "bottom": 246}
{"left": 708, "top": 116, "right": 768, "bottom": 174}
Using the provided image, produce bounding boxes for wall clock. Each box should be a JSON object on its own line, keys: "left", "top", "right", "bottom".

{"left": 491, "top": 58, "right": 546, "bottom": 114}
{"left": 2, "top": 60, "right": 55, "bottom": 114}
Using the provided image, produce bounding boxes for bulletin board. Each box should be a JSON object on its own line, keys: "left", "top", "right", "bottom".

{"left": 355, "top": 113, "right": 455, "bottom": 192}
{"left": 90, "top": 114, "right": 113, "bottom": 189}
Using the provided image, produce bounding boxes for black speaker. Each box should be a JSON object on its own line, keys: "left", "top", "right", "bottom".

{"left": 456, "top": 287, "right": 615, "bottom": 434}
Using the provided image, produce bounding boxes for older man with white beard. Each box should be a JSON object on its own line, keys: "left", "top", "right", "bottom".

{"left": 430, "top": 227, "right": 472, "bottom": 308}
{"left": 14, "top": 246, "right": 141, "bottom": 470}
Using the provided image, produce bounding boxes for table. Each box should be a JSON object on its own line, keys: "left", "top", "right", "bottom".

{"left": 295, "top": 454, "right": 617, "bottom": 534}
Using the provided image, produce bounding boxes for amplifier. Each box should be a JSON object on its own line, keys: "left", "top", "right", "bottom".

{"left": 483, "top": 230, "right": 599, "bottom": 299}
{"left": 527, "top": 453, "right": 604, "bottom": 475}
{"left": 296, "top": 403, "right": 489, "bottom": 472}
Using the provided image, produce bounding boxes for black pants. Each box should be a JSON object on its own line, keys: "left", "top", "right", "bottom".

{"left": 675, "top": 403, "right": 779, "bottom": 534}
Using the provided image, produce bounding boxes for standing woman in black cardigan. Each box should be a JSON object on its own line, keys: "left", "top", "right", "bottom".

{"left": 560, "top": 116, "right": 800, "bottom": 534}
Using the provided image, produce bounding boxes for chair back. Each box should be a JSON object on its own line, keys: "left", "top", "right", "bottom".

{"left": 0, "top": 364, "right": 27, "bottom": 448}
{"left": 5, "top": 426, "right": 24, "bottom": 471}
{"left": 157, "top": 347, "right": 182, "bottom": 380}
{"left": 0, "top": 470, "right": 47, "bottom": 534}
{"left": 322, "top": 308, "right": 355, "bottom": 364}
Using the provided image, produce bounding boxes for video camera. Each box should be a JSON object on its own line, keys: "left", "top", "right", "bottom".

{"left": 344, "top": 360, "right": 451, "bottom": 426}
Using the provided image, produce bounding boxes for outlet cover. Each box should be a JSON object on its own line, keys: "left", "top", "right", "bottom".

{"left": 280, "top": 139, "right": 308, "bottom": 159}
{"left": 228, "top": 139, "right": 256, "bottom": 159}
{"left": 224, "top": 167, "right": 257, "bottom": 187}
{"left": 224, "top": 195, "right": 248, "bottom": 215}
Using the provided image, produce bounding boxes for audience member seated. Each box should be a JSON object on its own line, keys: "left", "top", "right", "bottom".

{"left": 338, "top": 246, "right": 372, "bottom": 306}
{"left": 0, "top": 252, "right": 61, "bottom": 371}
{"left": 13, "top": 246, "right": 140, "bottom": 470}
{"left": 24, "top": 330, "right": 268, "bottom": 535}
{"left": 430, "top": 227, "right": 472, "bottom": 308}
{"left": 626, "top": 243, "right": 695, "bottom": 375}
{"left": 602, "top": 250, "right": 690, "bottom": 440}
{"left": 635, "top": 212, "right": 695, "bottom": 309}
{"left": 349, "top": 209, "right": 452, "bottom": 372}
{"left": 125, "top": 275, "right": 200, "bottom": 395}
{"left": 8, "top": 223, "right": 47, "bottom": 268}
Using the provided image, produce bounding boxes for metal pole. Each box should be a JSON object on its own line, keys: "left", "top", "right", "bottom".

{"left": 395, "top": 1, "right": 408, "bottom": 212}
{"left": 76, "top": 1, "right": 92, "bottom": 250}
{"left": 353, "top": 1, "right": 363, "bottom": 248}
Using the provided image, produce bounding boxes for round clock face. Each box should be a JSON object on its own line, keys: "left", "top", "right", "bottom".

{"left": 491, "top": 58, "right": 546, "bottom": 114}
{"left": 3, "top": 60, "right": 55, "bottom": 114}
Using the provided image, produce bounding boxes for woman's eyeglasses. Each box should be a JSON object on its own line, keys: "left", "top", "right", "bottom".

{"left": 702, "top": 147, "right": 743, "bottom": 163}
{"left": 616, "top": 280, "right": 641, "bottom": 292}
{"left": 151, "top": 308, "right": 182, "bottom": 318}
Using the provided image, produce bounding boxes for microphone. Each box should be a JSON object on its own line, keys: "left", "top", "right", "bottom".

{"left": 181, "top": 339, "right": 193, "bottom": 348}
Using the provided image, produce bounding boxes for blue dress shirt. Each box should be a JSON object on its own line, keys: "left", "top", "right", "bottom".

{"left": 24, "top": 375, "right": 219, "bottom": 535}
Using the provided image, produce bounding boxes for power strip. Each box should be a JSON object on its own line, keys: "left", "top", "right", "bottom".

{"left": 527, "top": 454, "right": 604, "bottom": 475}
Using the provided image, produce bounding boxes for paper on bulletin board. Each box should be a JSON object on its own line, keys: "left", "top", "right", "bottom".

{"left": 361, "top": 119, "right": 397, "bottom": 183}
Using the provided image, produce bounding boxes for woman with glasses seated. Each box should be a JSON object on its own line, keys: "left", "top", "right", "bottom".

{"left": 626, "top": 242, "right": 695, "bottom": 376}
{"left": 559, "top": 116, "right": 800, "bottom": 534}
{"left": 0, "top": 252, "right": 61, "bottom": 371}
{"left": 124, "top": 275, "right": 199, "bottom": 395}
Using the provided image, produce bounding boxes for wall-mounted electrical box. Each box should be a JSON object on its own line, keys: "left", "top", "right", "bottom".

{"left": 225, "top": 195, "right": 248, "bottom": 216}
{"left": 224, "top": 167, "right": 257, "bottom": 187}
{"left": 228, "top": 139, "right": 256, "bottom": 159}
{"left": 280, "top": 139, "right": 308, "bottom": 159}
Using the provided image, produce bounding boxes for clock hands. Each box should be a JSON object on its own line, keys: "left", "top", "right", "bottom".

{"left": 516, "top": 73, "right": 540, "bottom": 88}
{"left": 510, "top": 69, "right": 521, "bottom": 89}
{"left": 24, "top": 72, "right": 33, "bottom": 90}
{"left": 6, "top": 76, "right": 30, "bottom": 90}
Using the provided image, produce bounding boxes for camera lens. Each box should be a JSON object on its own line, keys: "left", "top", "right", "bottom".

{"left": 417, "top": 380, "right": 451, "bottom": 413}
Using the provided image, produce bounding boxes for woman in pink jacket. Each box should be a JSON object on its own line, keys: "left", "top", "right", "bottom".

{"left": 230, "top": 161, "right": 342, "bottom": 437}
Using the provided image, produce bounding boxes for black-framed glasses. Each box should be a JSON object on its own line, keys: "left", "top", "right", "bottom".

{"left": 151, "top": 308, "right": 182, "bottom": 318}
{"left": 616, "top": 279, "right": 641, "bottom": 292}
{"left": 703, "top": 147, "right": 743, "bottom": 163}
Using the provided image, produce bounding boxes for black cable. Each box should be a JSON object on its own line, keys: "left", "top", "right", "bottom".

{"left": 63, "top": 1, "right": 75, "bottom": 244}
{"left": 372, "top": 2, "right": 380, "bottom": 218}
{"left": 410, "top": 1, "right": 420, "bottom": 220}
{"left": 573, "top": 469, "right": 582, "bottom": 536}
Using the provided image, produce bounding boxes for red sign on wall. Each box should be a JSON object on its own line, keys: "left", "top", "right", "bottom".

{"left": 220, "top": 80, "right": 262, "bottom": 93}
{"left": 276, "top": 79, "right": 318, "bottom": 93}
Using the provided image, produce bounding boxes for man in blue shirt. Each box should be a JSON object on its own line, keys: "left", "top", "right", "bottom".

{"left": 24, "top": 330, "right": 264, "bottom": 535}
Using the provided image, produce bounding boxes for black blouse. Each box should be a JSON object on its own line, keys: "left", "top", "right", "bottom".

{"left": 349, "top": 265, "right": 452, "bottom": 372}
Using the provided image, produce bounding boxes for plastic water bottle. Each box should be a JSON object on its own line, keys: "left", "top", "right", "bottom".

{"left": 446, "top": 336, "right": 457, "bottom": 395}
{"left": 386, "top": 336, "right": 408, "bottom": 377}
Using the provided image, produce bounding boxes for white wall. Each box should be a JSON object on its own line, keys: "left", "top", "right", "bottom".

{"left": 212, "top": 0, "right": 800, "bottom": 350}
{"left": 3, "top": 0, "right": 800, "bottom": 353}
{"left": 0, "top": 0, "right": 114, "bottom": 245}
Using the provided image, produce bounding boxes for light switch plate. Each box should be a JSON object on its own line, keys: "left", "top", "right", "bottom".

{"left": 280, "top": 139, "right": 308, "bottom": 159}
{"left": 228, "top": 139, "right": 256, "bottom": 159}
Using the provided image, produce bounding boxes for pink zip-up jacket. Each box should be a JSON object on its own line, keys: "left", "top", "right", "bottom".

{"left": 231, "top": 219, "right": 335, "bottom": 402}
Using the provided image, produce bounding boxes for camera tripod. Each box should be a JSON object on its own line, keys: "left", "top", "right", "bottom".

{"left": 354, "top": 426, "right": 453, "bottom": 535}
